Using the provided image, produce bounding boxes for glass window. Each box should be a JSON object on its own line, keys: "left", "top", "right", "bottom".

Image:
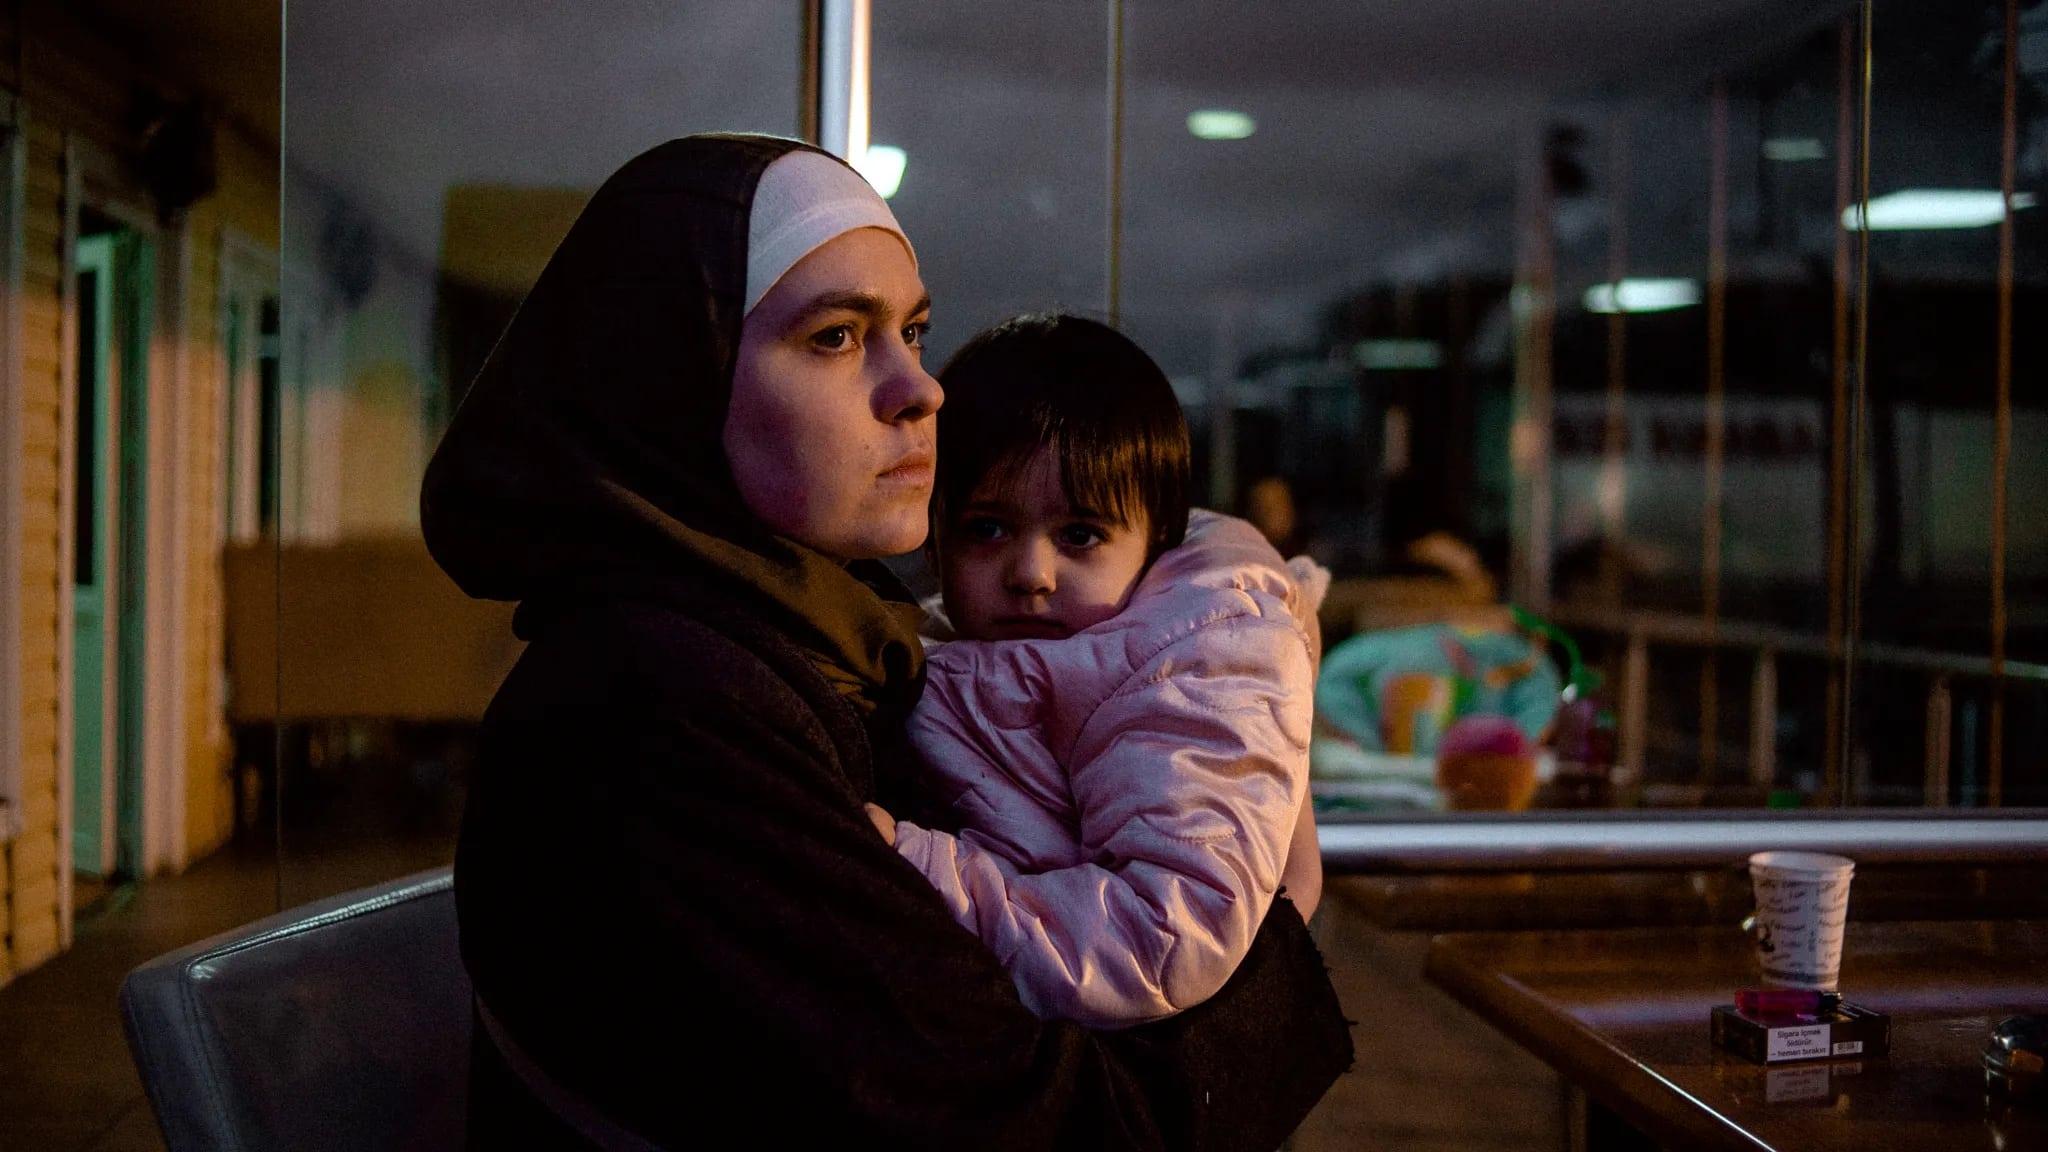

{"left": 277, "top": 4, "right": 801, "bottom": 902}
{"left": 1123, "top": 1, "right": 2043, "bottom": 818}
{"left": 1855, "top": 0, "right": 2045, "bottom": 808}
{"left": 266, "top": 0, "right": 2045, "bottom": 906}
{"left": 869, "top": 3, "right": 1112, "bottom": 359}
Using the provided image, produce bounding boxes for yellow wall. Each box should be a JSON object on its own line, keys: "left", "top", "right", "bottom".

{"left": 10, "top": 113, "right": 69, "bottom": 979}
{"left": 2, "top": 0, "right": 278, "bottom": 982}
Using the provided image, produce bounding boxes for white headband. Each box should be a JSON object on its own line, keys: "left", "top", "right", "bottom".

{"left": 745, "top": 150, "right": 917, "bottom": 315}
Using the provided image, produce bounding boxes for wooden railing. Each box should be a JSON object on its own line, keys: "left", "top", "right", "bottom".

{"left": 1545, "top": 602, "right": 2047, "bottom": 807}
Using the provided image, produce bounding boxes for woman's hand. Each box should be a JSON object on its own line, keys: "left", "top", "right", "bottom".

{"left": 864, "top": 802, "right": 897, "bottom": 846}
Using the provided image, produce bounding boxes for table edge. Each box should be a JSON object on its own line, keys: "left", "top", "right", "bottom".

{"left": 1422, "top": 932, "right": 1777, "bottom": 1152}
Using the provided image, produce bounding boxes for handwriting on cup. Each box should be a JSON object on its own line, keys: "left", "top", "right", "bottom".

{"left": 1752, "top": 871, "right": 1851, "bottom": 982}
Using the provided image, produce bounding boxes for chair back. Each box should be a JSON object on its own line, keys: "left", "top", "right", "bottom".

{"left": 119, "top": 867, "right": 470, "bottom": 1152}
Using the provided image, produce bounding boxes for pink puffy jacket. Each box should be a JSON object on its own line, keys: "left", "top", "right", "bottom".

{"left": 895, "top": 510, "right": 1323, "bottom": 1028}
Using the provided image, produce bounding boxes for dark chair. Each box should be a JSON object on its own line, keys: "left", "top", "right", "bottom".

{"left": 119, "top": 867, "right": 471, "bottom": 1152}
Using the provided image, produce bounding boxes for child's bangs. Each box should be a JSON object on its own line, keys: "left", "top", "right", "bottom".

{"left": 962, "top": 415, "right": 1145, "bottom": 530}
{"left": 1051, "top": 422, "right": 1148, "bottom": 530}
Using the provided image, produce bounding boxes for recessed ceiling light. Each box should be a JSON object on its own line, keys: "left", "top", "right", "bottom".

{"left": 1584, "top": 278, "right": 1701, "bottom": 314}
{"left": 855, "top": 145, "right": 907, "bottom": 199}
{"left": 1842, "top": 188, "right": 2035, "bottom": 231}
{"left": 1187, "top": 109, "right": 1255, "bottom": 141}
{"left": 1762, "top": 137, "right": 1826, "bottom": 162}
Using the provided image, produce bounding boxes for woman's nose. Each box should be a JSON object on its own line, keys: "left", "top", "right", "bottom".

{"left": 877, "top": 354, "right": 943, "bottom": 424}
{"left": 1004, "top": 540, "right": 1056, "bottom": 596}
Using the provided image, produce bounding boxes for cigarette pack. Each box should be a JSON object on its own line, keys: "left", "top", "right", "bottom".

{"left": 1710, "top": 1001, "right": 1891, "bottom": 1065}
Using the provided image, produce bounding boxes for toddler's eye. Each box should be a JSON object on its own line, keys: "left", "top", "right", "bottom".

{"left": 958, "top": 516, "right": 1007, "bottom": 542}
{"left": 1056, "top": 523, "right": 1108, "bottom": 550}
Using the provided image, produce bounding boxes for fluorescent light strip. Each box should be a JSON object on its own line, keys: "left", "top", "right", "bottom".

{"left": 1584, "top": 278, "right": 1701, "bottom": 315}
{"left": 1762, "top": 137, "right": 1826, "bottom": 162}
{"left": 1187, "top": 109, "right": 1255, "bottom": 141}
{"left": 1843, "top": 188, "right": 2037, "bottom": 231}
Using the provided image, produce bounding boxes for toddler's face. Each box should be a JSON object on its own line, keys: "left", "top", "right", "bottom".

{"left": 939, "top": 447, "right": 1150, "bottom": 642}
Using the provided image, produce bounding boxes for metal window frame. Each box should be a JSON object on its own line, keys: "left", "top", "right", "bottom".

{"left": 805, "top": 0, "right": 870, "bottom": 160}
{"left": 1320, "top": 811, "right": 2048, "bottom": 873}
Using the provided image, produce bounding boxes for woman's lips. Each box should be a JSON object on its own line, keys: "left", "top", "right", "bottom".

{"left": 878, "top": 449, "right": 935, "bottom": 486}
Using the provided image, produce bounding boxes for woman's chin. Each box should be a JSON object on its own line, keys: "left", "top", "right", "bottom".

{"left": 815, "top": 519, "right": 930, "bottom": 562}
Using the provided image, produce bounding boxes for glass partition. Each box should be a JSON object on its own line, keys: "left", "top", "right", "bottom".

{"left": 1853, "top": 0, "right": 2045, "bottom": 809}
{"left": 269, "top": 0, "right": 2045, "bottom": 909}
{"left": 872, "top": 0, "right": 1112, "bottom": 365}
{"left": 1116, "top": 0, "right": 2044, "bottom": 823}
{"left": 275, "top": 3, "right": 800, "bottom": 904}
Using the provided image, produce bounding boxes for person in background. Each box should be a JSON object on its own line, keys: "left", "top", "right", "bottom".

{"left": 1243, "top": 475, "right": 1301, "bottom": 557}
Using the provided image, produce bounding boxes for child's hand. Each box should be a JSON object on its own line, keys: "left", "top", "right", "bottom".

{"left": 864, "top": 802, "right": 897, "bottom": 846}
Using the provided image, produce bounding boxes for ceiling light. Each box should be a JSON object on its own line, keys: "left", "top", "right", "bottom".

{"left": 1351, "top": 339, "right": 1444, "bottom": 370}
{"left": 1762, "top": 137, "right": 1826, "bottom": 162}
{"left": 1583, "top": 278, "right": 1701, "bottom": 314}
{"left": 1842, "top": 188, "right": 2035, "bottom": 231}
{"left": 1187, "top": 109, "right": 1255, "bottom": 141}
{"left": 855, "top": 145, "right": 907, "bottom": 199}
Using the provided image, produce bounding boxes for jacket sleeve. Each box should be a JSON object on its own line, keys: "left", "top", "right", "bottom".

{"left": 501, "top": 614, "right": 1347, "bottom": 1152}
{"left": 895, "top": 609, "right": 1314, "bottom": 1029}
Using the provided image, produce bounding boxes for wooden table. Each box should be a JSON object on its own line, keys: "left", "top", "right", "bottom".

{"left": 1424, "top": 921, "right": 2048, "bottom": 1151}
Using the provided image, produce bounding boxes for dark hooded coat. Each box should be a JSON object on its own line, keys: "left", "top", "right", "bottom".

{"left": 421, "top": 133, "right": 1352, "bottom": 1151}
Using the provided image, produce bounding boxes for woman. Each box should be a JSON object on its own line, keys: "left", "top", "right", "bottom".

{"left": 422, "top": 133, "right": 1351, "bottom": 1150}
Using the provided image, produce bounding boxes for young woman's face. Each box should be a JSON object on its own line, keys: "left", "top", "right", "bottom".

{"left": 939, "top": 447, "right": 1152, "bottom": 642}
{"left": 725, "top": 228, "right": 940, "bottom": 560}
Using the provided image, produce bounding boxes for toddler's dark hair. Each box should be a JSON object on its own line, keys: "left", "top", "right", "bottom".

{"left": 935, "top": 313, "right": 1190, "bottom": 559}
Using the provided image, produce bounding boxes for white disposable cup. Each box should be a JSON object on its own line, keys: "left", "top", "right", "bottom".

{"left": 1747, "top": 850, "right": 1855, "bottom": 990}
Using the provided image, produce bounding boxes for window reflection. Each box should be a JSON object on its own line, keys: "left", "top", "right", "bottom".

{"left": 870, "top": 0, "right": 1112, "bottom": 366}
{"left": 1123, "top": 2, "right": 2042, "bottom": 813}
{"left": 268, "top": 4, "right": 802, "bottom": 903}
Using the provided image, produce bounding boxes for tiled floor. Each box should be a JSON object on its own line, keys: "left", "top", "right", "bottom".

{"left": 1291, "top": 882, "right": 1565, "bottom": 1152}
{"left": 0, "top": 832, "right": 456, "bottom": 1152}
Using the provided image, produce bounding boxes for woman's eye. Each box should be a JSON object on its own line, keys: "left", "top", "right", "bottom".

{"left": 812, "top": 323, "right": 857, "bottom": 351}
{"left": 1057, "top": 524, "right": 1107, "bottom": 550}
{"left": 903, "top": 320, "right": 931, "bottom": 350}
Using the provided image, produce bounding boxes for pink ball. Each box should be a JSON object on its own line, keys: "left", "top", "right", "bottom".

{"left": 1438, "top": 714, "right": 1531, "bottom": 761}
{"left": 1436, "top": 715, "right": 1540, "bottom": 811}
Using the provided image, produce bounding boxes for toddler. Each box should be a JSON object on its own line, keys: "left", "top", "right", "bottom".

{"left": 866, "top": 314, "right": 1326, "bottom": 1029}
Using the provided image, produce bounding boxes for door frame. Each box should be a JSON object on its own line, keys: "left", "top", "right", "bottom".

{"left": 71, "top": 232, "right": 119, "bottom": 878}
{"left": 54, "top": 133, "right": 192, "bottom": 941}
{"left": 217, "top": 229, "right": 278, "bottom": 547}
